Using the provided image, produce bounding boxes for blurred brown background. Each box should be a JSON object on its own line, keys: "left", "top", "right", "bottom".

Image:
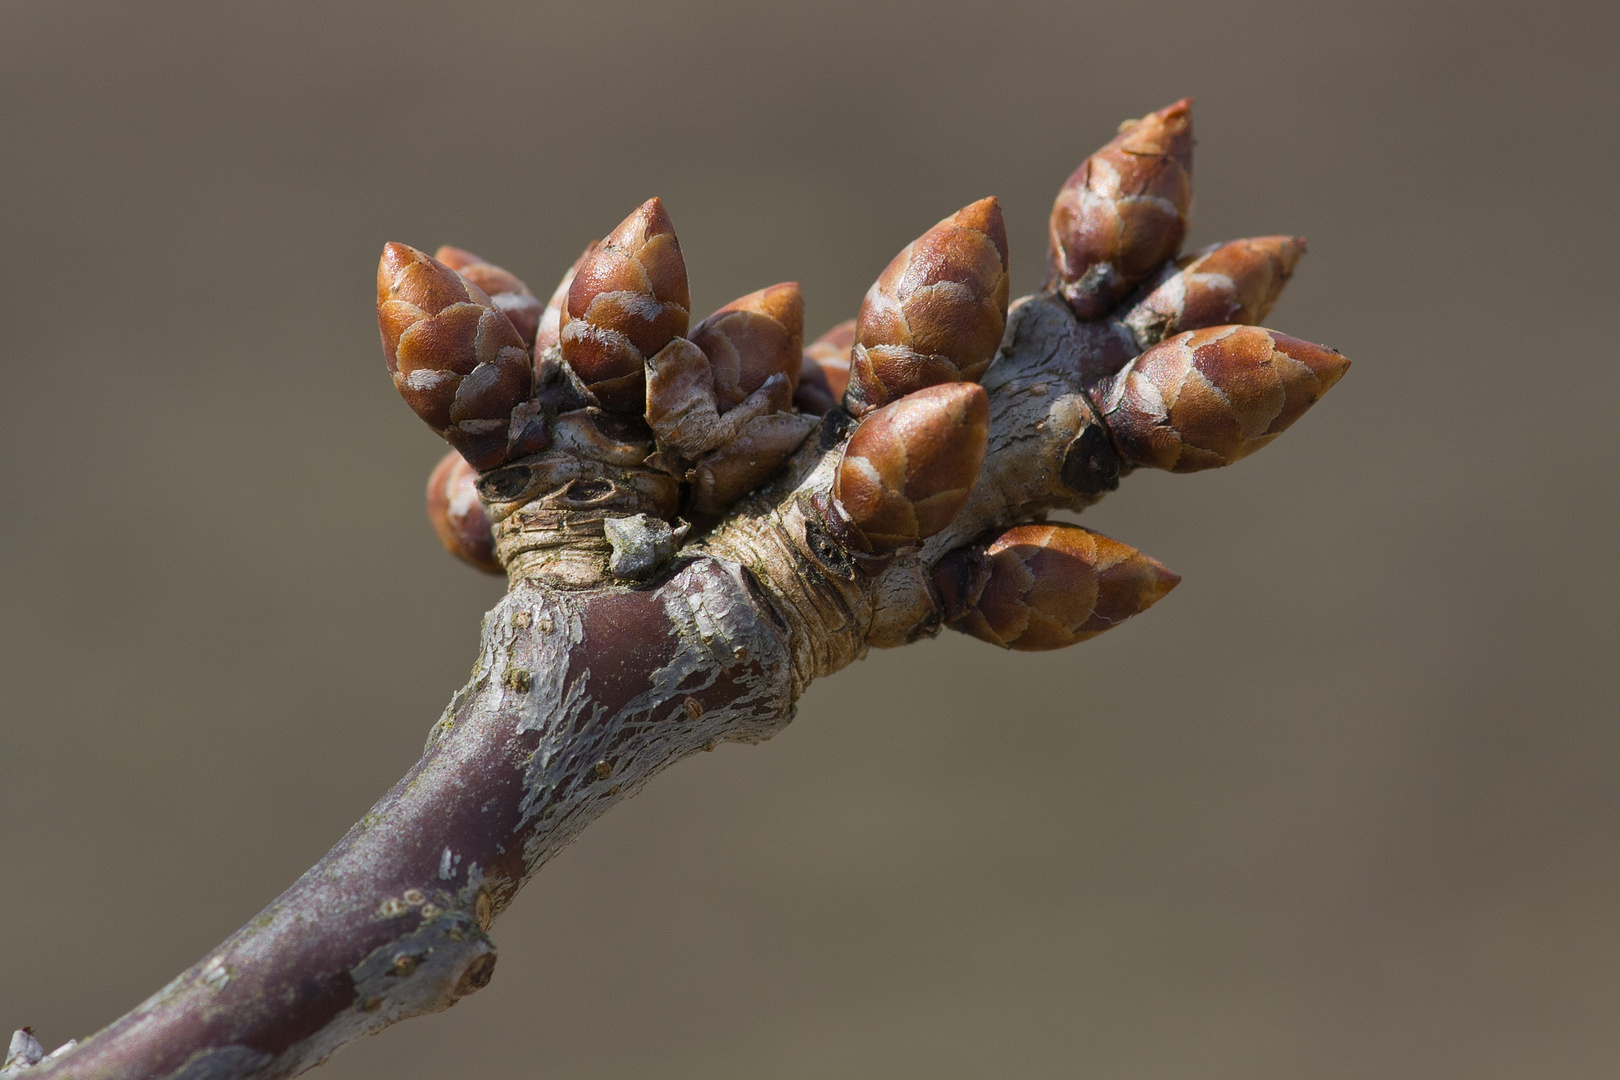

{"left": 2, "top": 0, "right": 1616, "bottom": 1076}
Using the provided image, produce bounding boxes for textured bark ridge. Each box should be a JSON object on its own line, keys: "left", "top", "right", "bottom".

{"left": 9, "top": 100, "right": 1350, "bottom": 1080}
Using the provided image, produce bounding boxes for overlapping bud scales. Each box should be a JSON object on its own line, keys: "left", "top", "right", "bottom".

{"left": 933, "top": 524, "right": 1179, "bottom": 650}
{"left": 831, "top": 383, "right": 989, "bottom": 554}
{"left": 560, "top": 198, "right": 690, "bottom": 413}
{"left": 433, "top": 246, "right": 543, "bottom": 349}
{"left": 845, "top": 198, "right": 1010, "bottom": 416}
{"left": 534, "top": 243, "right": 593, "bottom": 357}
{"left": 1123, "top": 236, "right": 1305, "bottom": 348}
{"left": 1100, "top": 325, "right": 1349, "bottom": 472}
{"left": 1048, "top": 99, "right": 1194, "bottom": 320}
{"left": 645, "top": 283, "right": 815, "bottom": 516}
{"left": 426, "top": 450, "right": 501, "bottom": 574}
{"left": 795, "top": 319, "right": 855, "bottom": 416}
{"left": 377, "top": 243, "right": 537, "bottom": 470}
{"left": 689, "top": 283, "right": 804, "bottom": 409}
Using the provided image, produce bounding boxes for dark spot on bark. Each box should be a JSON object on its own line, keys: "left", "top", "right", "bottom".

{"left": 1061, "top": 425, "right": 1120, "bottom": 497}
{"left": 817, "top": 408, "right": 856, "bottom": 451}
{"left": 478, "top": 465, "right": 534, "bottom": 501}
{"left": 456, "top": 953, "right": 497, "bottom": 997}
{"left": 803, "top": 518, "right": 855, "bottom": 579}
{"left": 562, "top": 478, "right": 613, "bottom": 502}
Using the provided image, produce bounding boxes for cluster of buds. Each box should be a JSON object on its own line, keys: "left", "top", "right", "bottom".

{"left": 386, "top": 96, "right": 1349, "bottom": 652}
{"left": 385, "top": 197, "right": 829, "bottom": 576}
{"left": 643, "top": 282, "right": 817, "bottom": 516}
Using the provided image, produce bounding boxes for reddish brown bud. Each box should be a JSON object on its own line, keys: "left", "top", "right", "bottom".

{"left": 433, "top": 246, "right": 543, "bottom": 349}
{"left": 1124, "top": 236, "right": 1306, "bottom": 347}
{"left": 377, "top": 243, "right": 534, "bottom": 470}
{"left": 688, "top": 412, "right": 818, "bottom": 516}
{"left": 426, "top": 450, "right": 502, "bottom": 575}
{"left": 689, "top": 282, "right": 805, "bottom": 411}
{"left": 794, "top": 319, "right": 855, "bottom": 415}
{"left": 560, "top": 198, "right": 690, "bottom": 413}
{"left": 1100, "top": 325, "right": 1349, "bottom": 472}
{"left": 534, "top": 243, "right": 593, "bottom": 356}
{"left": 934, "top": 524, "right": 1179, "bottom": 650}
{"left": 845, "top": 198, "right": 1010, "bottom": 416}
{"left": 832, "top": 382, "right": 989, "bottom": 554}
{"left": 1047, "top": 99, "right": 1194, "bottom": 320}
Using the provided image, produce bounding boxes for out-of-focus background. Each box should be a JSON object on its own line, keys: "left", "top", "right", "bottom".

{"left": 2, "top": 1, "right": 1616, "bottom": 1076}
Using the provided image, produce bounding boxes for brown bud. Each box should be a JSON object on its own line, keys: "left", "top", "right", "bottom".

{"left": 1047, "top": 99, "right": 1194, "bottom": 320}
{"left": 832, "top": 382, "right": 989, "bottom": 554}
{"left": 688, "top": 412, "right": 818, "bottom": 516}
{"left": 433, "top": 246, "right": 543, "bottom": 349}
{"left": 1100, "top": 325, "right": 1349, "bottom": 472}
{"left": 559, "top": 198, "right": 690, "bottom": 413}
{"left": 1123, "top": 236, "right": 1306, "bottom": 348}
{"left": 934, "top": 524, "right": 1179, "bottom": 650}
{"left": 378, "top": 243, "right": 534, "bottom": 470}
{"left": 534, "top": 243, "right": 593, "bottom": 356}
{"left": 794, "top": 319, "right": 855, "bottom": 415}
{"left": 689, "top": 282, "right": 804, "bottom": 410}
{"left": 426, "top": 450, "right": 502, "bottom": 574}
{"left": 845, "top": 198, "right": 1010, "bottom": 415}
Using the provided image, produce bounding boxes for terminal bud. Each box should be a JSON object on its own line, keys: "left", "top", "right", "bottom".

{"left": 559, "top": 198, "right": 690, "bottom": 412}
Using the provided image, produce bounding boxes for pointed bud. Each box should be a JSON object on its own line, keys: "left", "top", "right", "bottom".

{"left": 426, "top": 450, "right": 502, "bottom": 574}
{"left": 934, "top": 524, "right": 1180, "bottom": 650}
{"left": 377, "top": 243, "right": 534, "bottom": 469}
{"left": 832, "top": 382, "right": 989, "bottom": 554}
{"left": 534, "top": 243, "right": 594, "bottom": 356}
{"left": 1101, "top": 325, "right": 1349, "bottom": 472}
{"left": 560, "top": 198, "right": 690, "bottom": 413}
{"left": 433, "top": 246, "right": 544, "bottom": 348}
{"left": 1124, "top": 236, "right": 1306, "bottom": 348}
{"left": 845, "top": 198, "right": 1010, "bottom": 415}
{"left": 689, "top": 282, "right": 805, "bottom": 410}
{"left": 1048, "top": 99, "right": 1194, "bottom": 320}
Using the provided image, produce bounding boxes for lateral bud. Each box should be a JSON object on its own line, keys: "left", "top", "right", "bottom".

{"left": 1123, "top": 236, "right": 1306, "bottom": 347}
{"left": 641, "top": 282, "right": 815, "bottom": 515}
{"left": 426, "top": 450, "right": 502, "bottom": 574}
{"left": 845, "top": 197, "right": 1010, "bottom": 416}
{"left": 377, "top": 243, "right": 535, "bottom": 470}
{"left": 1100, "top": 325, "right": 1349, "bottom": 472}
{"left": 795, "top": 319, "right": 855, "bottom": 415}
{"left": 830, "top": 382, "right": 989, "bottom": 555}
{"left": 1047, "top": 99, "right": 1194, "bottom": 320}
{"left": 688, "top": 282, "right": 804, "bottom": 409}
{"left": 433, "top": 246, "right": 543, "bottom": 349}
{"left": 559, "top": 198, "right": 690, "bottom": 413}
{"left": 933, "top": 524, "right": 1180, "bottom": 650}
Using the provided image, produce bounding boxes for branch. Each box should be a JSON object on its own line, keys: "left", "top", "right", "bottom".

{"left": 10, "top": 99, "right": 1348, "bottom": 1080}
